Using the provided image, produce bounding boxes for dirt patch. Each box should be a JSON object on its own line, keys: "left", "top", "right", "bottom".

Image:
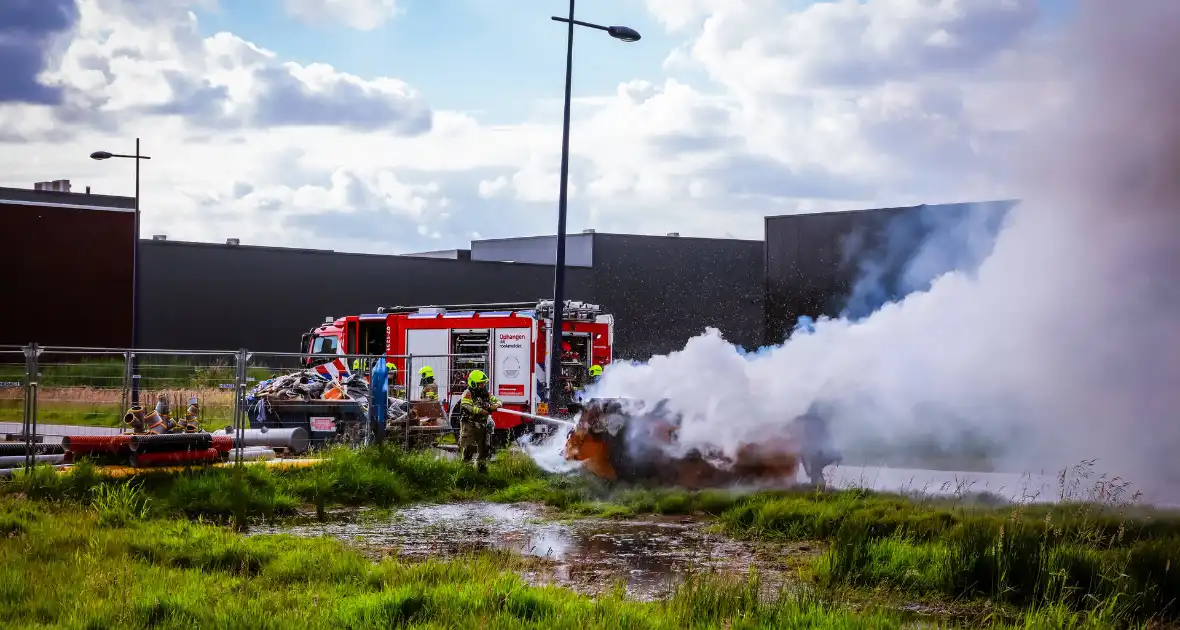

{"left": 253, "top": 501, "right": 811, "bottom": 600}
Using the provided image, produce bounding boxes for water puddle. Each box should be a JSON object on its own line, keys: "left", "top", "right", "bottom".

{"left": 253, "top": 501, "right": 795, "bottom": 599}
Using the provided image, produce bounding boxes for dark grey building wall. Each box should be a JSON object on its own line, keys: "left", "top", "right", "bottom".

{"left": 471, "top": 234, "right": 594, "bottom": 267}
{"left": 764, "top": 201, "right": 1015, "bottom": 342}
{"left": 139, "top": 241, "right": 594, "bottom": 352}
{"left": 591, "top": 234, "right": 765, "bottom": 359}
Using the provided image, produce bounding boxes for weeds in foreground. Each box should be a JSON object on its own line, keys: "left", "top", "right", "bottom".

{"left": 91, "top": 482, "right": 150, "bottom": 527}
{"left": 4, "top": 450, "right": 1179, "bottom": 625}
{"left": 0, "top": 501, "right": 1150, "bottom": 629}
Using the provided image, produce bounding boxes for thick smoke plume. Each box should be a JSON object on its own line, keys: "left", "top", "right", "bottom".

{"left": 588, "top": 1, "right": 1180, "bottom": 502}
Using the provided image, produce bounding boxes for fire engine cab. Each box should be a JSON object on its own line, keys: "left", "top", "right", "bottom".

{"left": 300, "top": 300, "right": 614, "bottom": 438}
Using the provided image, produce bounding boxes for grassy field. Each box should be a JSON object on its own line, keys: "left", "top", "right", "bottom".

{"left": 0, "top": 356, "right": 294, "bottom": 429}
{"left": 0, "top": 387, "right": 237, "bottom": 430}
{"left": 0, "top": 496, "right": 1148, "bottom": 629}
{"left": 3, "top": 448, "right": 1179, "bottom": 626}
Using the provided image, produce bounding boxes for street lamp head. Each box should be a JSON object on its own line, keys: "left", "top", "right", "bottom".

{"left": 607, "top": 26, "right": 641, "bottom": 42}
{"left": 90, "top": 151, "right": 113, "bottom": 160}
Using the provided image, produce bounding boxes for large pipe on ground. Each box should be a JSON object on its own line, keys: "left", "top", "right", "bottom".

{"left": 61, "top": 435, "right": 132, "bottom": 455}
{"left": 211, "top": 434, "right": 234, "bottom": 453}
{"left": 226, "top": 447, "right": 277, "bottom": 463}
{"left": 0, "top": 443, "right": 65, "bottom": 456}
{"left": 226, "top": 428, "right": 309, "bottom": 454}
{"left": 131, "top": 448, "right": 222, "bottom": 468}
{"left": 0, "top": 454, "right": 66, "bottom": 468}
{"left": 128, "top": 433, "right": 214, "bottom": 452}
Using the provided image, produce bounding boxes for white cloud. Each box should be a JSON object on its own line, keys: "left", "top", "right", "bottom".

{"left": 478, "top": 176, "right": 507, "bottom": 199}
{"left": 282, "top": 0, "right": 400, "bottom": 31}
{"left": 0, "top": 0, "right": 1065, "bottom": 253}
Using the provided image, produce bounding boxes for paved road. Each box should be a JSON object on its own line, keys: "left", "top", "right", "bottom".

{"left": 0, "top": 421, "right": 121, "bottom": 443}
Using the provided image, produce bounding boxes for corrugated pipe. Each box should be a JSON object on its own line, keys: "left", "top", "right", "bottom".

{"left": 226, "top": 447, "right": 278, "bottom": 463}
{"left": 230, "top": 428, "right": 310, "bottom": 454}
{"left": 128, "top": 433, "right": 214, "bottom": 453}
{"left": 0, "top": 454, "right": 66, "bottom": 468}
{"left": 0, "top": 443, "right": 65, "bottom": 456}
{"left": 61, "top": 435, "right": 132, "bottom": 455}
{"left": 211, "top": 434, "right": 235, "bottom": 453}
{"left": 130, "top": 448, "right": 222, "bottom": 468}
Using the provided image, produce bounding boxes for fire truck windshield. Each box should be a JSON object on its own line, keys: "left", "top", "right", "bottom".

{"left": 311, "top": 336, "right": 339, "bottom": 355}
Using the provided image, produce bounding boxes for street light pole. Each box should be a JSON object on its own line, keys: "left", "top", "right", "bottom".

{"left": 547, "top": 4, "right": 639, "bottom": 412}
{"left": 91, "top": 140, "right": 151, "bottom": 406}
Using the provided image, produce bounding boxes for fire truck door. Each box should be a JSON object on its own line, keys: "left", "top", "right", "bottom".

{"left": 449, "top": 329, "right": 491, "bottom": 408}
{"left": 346, "top": 321, "right": 359, "bottom": 357}
{"left": 405, "top": 329, "right": 449, "bottom": 402}
{"left": 492, "top": 328, "right": 530, "bottom": 404}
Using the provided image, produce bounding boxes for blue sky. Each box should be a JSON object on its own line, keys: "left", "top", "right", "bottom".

{"left": 196, "top": 0, "right": 684, "bottom": 122}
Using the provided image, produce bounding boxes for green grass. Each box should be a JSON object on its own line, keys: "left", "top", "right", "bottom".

{"left": 0, "top": 497, "right": 1151, "bottom": 629}
{"left": 5, "top": 449, "right": 1180, "bottom": 625}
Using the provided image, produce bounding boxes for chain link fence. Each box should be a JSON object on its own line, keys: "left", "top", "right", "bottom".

{"left": 1, "top": 344, "right": 503, "bottom": 474}
{"left": 0, "top": 346, "right": 26, "bottom": 429}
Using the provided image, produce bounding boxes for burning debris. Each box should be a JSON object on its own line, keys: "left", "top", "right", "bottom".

{"left": 561, "top": 398, "right": 839, "bottom": 488}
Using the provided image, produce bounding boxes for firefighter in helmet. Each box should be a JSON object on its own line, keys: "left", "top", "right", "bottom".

{"left": 588, "top": 364, "right": 603, "bottom": 386}
{"left": 457, "top": 369, "right": 500, "bottom": 473}
{"left": 385, "top": 360, "right": 403, "bottom": 398}
{"left": 419, "top": 365, "right": 439, "bottom": 401}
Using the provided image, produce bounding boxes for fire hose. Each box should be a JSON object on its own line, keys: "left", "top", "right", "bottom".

{"left": 496, "top": 407, "right": 576, "bottom": 430}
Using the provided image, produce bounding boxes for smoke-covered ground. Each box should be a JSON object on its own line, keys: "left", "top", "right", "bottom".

{"left": 583, "top": 1, "right": 1180, "bottom": 503}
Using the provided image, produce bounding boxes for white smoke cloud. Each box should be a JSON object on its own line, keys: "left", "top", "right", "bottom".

{"left": 589, "top": 0, "right": 1180, "bottom": 503}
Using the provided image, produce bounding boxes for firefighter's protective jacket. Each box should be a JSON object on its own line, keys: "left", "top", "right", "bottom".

{"left": 458, "top": 388, "right": 500, "bottom": 424}
{"left": 420, "top": 378, "right": 439, "bottom": 401}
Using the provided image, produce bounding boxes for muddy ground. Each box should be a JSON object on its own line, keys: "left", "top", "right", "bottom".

{"left": 252, "top": 501, "right": 812, "bottom": 600}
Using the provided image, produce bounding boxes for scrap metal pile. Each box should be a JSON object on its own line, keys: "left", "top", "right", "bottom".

{"left": 563, "top": 398, "right": 834, "bottom": 489}
{"left": 246, "top": 370, "right": 369, "bottom": 403}
{"left": 245, "top": 367, "right": 410, "bottom": 423}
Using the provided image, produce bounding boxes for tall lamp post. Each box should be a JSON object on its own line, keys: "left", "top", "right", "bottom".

{"left": 90, "top": 139, "right": 151, "bottom": 406}
{"left": 548, "top": 2, "right": 639, "bottom": 411}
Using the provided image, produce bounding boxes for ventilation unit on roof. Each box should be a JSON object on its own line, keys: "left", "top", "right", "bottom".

{"left": 33, "top": 180, "right": 71, "bottom": 192}
{"left": 666, "top": 232, "right": 680, "bottom": 237}
{"left": 152, "top": 234, "right": 166, "bottom": 241}
{"left": 226, "top": 238, "right": 240, "bottom": 246}
{"left": 582, "top": 229, "right": 595, "bottom": 234}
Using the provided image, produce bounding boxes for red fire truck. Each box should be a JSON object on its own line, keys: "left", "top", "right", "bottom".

{"left": 299, "top": 300, "right": 614, "bottom": 439}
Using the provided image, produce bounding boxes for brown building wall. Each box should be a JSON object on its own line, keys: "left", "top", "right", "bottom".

{"left": 2, "top": 202, "right": 134, "bottom": 347}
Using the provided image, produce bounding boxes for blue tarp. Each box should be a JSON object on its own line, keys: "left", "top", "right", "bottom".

{"left": 369, "top": 361, "right": 389, "bottom": 443}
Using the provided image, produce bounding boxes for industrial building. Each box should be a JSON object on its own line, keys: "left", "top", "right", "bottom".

{"left": 5, "top": 179, "right": 1012, "bottom": 358}
{"left": 1, "top": 183, "right": 137, "bottom": 349}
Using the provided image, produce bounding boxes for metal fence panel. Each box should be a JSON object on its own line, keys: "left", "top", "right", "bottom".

{"left": 0, "top": 346, "right": 25, "bottom": 426}
{"left": 2, "top": 345, "right": 495, "bottom": 458}
{"left": 16, "top": 348, "right": 240, "bottom": 438}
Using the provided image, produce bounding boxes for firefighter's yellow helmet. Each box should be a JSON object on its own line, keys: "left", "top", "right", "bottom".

{"left": 385, "top": 361, "right": 396, "bottom": 374}
{"left": 467, "top": 370, "right": 488, "bottom": 387}
{"left": 419, "top": 365, "right": 434, "bottom": 378}
{"left": 589, "top": 364, "right": 603, "bottom": 377}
